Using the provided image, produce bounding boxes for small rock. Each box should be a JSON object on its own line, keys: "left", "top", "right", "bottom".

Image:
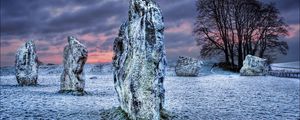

{"left": 240, "top": 55, "right": 270, "bottom": 76}
{"left": 60, "top": 36, "right": 88, "bottom": 94}
{"left": 175, "top": 56, "right": 203, "bottom": 76}
{"left": 15, "top": 40, "right": 39, "bottom": 86}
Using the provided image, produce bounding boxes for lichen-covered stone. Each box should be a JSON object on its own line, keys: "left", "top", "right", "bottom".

{"left": 113, "top": 0, "right": 167, "bottom": 119}
{"left": 60, "top": 36, "right": 88, "bottom": 95}
{"left": 15, "top": 40, "right": 39, "bottom": 86}
{"left": 175, "top": 56, "right": 203, "bottom": 77}
{"left": 240, "top": 55, "right": 270, "bottom": 76}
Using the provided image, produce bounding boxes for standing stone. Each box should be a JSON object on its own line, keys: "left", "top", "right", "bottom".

{"left": 175, "top": 56, "right": 203, "bottom": 77}
{"left": 113, "top": 0, "right": 167, "bottom": 119}
{"left": 15, "top": 40, "right": 38, "bottom": 86}
{"left": 60, "top": 36, "right": 88, "bottom": 95}
{"left": 240, "top": 55, "right": 270, "bottom": 76}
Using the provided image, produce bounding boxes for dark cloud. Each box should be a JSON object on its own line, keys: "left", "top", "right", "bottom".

{"left": 165, "top": 33, "right": 194, "bottom": 48}
{"left": 0, "top": 0, "right": 299, "bottom": 66}
{"left": 157, "top": 1, "right": 197, "bottom": 23}
{"left": 43, "top": 2, "right": 126, "bottom": 34}
{"left": 164, "top": 32, "right": 199, "bottom": 63}
{"left": 261, "top": 0, "right": 300, "bottom": 24}
{"left": 1, "top": 0, "right": 127, "bottom": 37}
{"left": 263, "top": 0, "right": 300, "bottom": 63}
{"left": 1, "top": 0, "right": 50, "bottom": 36}
{"left": 0, "top": 41, "right": 12, "bottom": 46}
{"left": 262, "top": 0, "right": 299, "bottom": 12}
{"left": 276, "top": 39, "right": 300, "bottom": 62}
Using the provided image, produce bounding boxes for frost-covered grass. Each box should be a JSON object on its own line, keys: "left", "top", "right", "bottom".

{"left": 0, "top": 75, "right": 118, "bottom": 120}
{"left": 272, "top": 61, "right": 300, "bottom": 68}
{"left": 165, "top": 75, "right": 299, "bottom": 119}
{"left": 271, "top": 61, "right": 300, "bottom": 71}
{"left": 0, "top": 65, "right": 299, "bottom": 119}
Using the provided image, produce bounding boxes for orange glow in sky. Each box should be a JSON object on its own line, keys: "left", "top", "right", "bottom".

{"left": 87, "top": 51, "right": 114, "bottom": 64}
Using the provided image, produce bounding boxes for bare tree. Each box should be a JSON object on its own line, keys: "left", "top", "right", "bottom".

{"left": 194, "top": 0, "right": 288, "bottom": 70}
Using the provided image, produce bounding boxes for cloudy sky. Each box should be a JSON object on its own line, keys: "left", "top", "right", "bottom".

{"left": 0, "top": 0, "right": 299, "bottom": 66}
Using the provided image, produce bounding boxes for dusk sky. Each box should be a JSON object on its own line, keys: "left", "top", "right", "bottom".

{"left": 1, "top": 0, "right": 299, "bottom": 66}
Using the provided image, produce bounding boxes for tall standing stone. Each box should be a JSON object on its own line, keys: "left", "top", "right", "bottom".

{"left": 113, "top": 0, "right": 167, "bottom": 119}
{"left": 60, "top": 36, "right": 88, "bottom": 95}
{"left": 15, "top": 40, "right": 39, "bottom": 86}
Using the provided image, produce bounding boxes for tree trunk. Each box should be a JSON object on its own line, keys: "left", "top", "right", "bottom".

{"left": 224, "top": 48, "right": 230, "bottom": 64}
{"left": 230, "top": 48, "right": 235, "bottom": 66}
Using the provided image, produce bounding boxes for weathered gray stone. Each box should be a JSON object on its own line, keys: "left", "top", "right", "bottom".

{"left": 15, "top": 40, "right": 39, "bottom": 86}
{"left": 175, "top": 56, "right": 203, "bottom": 77}
{"left": 60, "top": 36, "right": 88, "bottom": 95}
{"left": 113, "top": 0, "right": 167, "bottom": 119}
{"left": 240, "top": 55, "right": 270, "bottom": 76}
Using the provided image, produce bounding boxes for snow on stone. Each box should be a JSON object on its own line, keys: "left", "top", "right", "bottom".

{"left": 112, "top": 0, "right": 167, "bottom": 119}
{"left": 15, "top": 40, "right": 39, "bottom": 86}
{"left": 60, "top": 36, "right": 88, "bottom": 94}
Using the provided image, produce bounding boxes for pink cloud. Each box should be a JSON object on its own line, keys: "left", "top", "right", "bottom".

{"left": 287, "top": 24, "right": 300, "bottom": 39}
{"left": 80, "top": 33, "right": 100, "bottom": 42}
{"left": 41, "top": 54, "right": 63, "bottom": 64}
{"left": 77, "top": 33, "right": 116, "bottom": 63}
{"left": 0, "top": 39, "right": 23, "bottom": 55}
{"left": 0, "top": 33, "right": 117, "bottom": 66}
{"left": 0, "top": 39, "right": 59, "bottom": 66}
{"left": 36, "top": 33, "right": 117, "bottom": 64}
{"left": 87, "top": 51, "right": 113, "bottom": 63}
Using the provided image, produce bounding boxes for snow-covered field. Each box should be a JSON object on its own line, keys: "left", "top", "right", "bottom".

{"left": 0, "top": 64, "right": 299, "bottom": 119}
{"left": 271, "top": 61, "right": 300, "bottom": 71}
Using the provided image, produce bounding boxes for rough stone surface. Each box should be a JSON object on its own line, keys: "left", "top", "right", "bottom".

{"left": 240, "top": 55, "right": 270, "bottom": 76}
{"left": 113, "top": 0, "right": 167, "bottom": 119}
{"left": 15, "top": 40, "right": 39, "bottom": 86}
{"left": 175, "top": 56, "right": 203, "bottom": 77}
{"left": 60, "top": 36, "right": 88, "bottom": 95}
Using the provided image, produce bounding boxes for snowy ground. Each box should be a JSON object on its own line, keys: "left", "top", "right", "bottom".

{"left": 0, "top": 64, "right": 299, "bottom": 119}
{"left": 271, "top": 61, "right": 300, "bottom": 71}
